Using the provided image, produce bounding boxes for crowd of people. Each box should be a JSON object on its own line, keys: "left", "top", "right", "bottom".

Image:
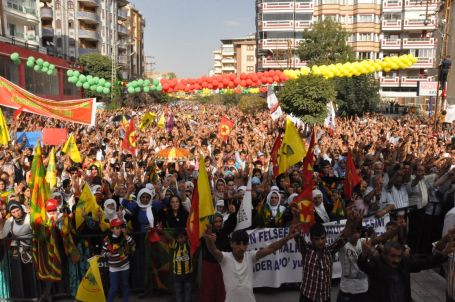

{"left": 0, "top": 103, "right": 454, "bottom": 302}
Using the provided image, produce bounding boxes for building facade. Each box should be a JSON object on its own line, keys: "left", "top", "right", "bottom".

{"left": 211, "top": 36, "right": 256, "bottom": 76}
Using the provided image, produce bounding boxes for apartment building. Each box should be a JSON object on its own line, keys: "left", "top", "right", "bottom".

{"left": 0, "top": 0, "right": 41, "bottom": 47}
{"left": 211, "top": 35, "right": 256, "bottom": 76}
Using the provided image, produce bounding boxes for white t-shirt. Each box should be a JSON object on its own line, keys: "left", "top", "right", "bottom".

{"left": 220, "top": 251, "right": 258, "bottom": 302}
{"left": 339, "top": 239, "right": 368, "bottom": 294}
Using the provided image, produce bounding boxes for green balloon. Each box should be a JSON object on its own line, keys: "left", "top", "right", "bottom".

{"left": 134, "top": 87, "right": 141, "bottom": 93}
{"left": 83, "top": 82, "right": 90, "bottom": 89}
{"left": 76, "top": 81, "right": 83, "bottom": 87}
{"left": 43, "top": 61, "right": 50, "bottom": 67}
{"left": 34, "top": 65, "right": 41, "bottom": 72}
{"left": 36, "top": 58, "right": 44, "bottom": 65}
{"left": 86, "top": 75, "right": 93, "bottom": 80}
{"left": 27, "top": 56, "right": 35, "bottom": 62}
{"left": 143, "top": 86, "right": 150, "bottom": 92}
{"left": 42, "top": 67, "right": 48, "bottom": 73}
{"left": 47, "top": 70, "right": 53, "bottom": 76}
{"left": 10, "top": 53, "right": 19, "bottom": 61}
{"left": 150, "top": 85, "right": 156, "bottom": 91}
{"left": 104, "top": 82, "right": 112, "bottom": 88}
{"left": 103, "top": 88, "right": 110, "bottom": 94}
{"left": 96, "top": 86, "right": 103, "bottom": 93}
{"left": 26, "top": 60, "right": 34, "bottom": 68}
{"left": 93, "top": 77, "right": 99, "bottom": 83}
{"left": 49, "top": 64, "right": 55, "bottom": 70}
{"left": 67, "top": 70, "right": 73, "bottom": 76}
{"left": 90, "top": 85, "right": 97, "bottom": 91}
{"left": 127, "top": 82, "right": 132, "bottom": 87}
{"left": 144, "top": 79, "right": 151, "bottom": 86}
{"left": 127, "top": 87, "right": 135, "bottom": 93}
{"left": 99, "top": 78, "right": 106, "bottom": 85}
{"left": 157, "top": 84, "right": 163, "bottom": 91}
{"left": 138, "top": 79, "right": 144, "bottom": 86}
{"left": 131, "top": 81, "right": 138, "bottom": 87}
{"left": 73, "top": 71, "right": 80, "bottom": 77}
{"left": 79, "top": 74, "right": 86, "bottom": 82}
{"left": 88, "top": 79, "right": 95, "bottom": 85}
{"left": 153, "top": 79, "right": 159, "bottom": 86}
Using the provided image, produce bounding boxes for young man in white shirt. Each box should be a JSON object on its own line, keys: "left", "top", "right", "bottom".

{"left": 204, "top": 225, "right": 299, "bottom": 302}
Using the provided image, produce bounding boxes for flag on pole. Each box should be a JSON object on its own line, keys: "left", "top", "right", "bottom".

{"left": 76, "top": 256, "right": 106, "bottom": 302}
{"left": 187, "top": 182, "right": 200, "bottom": 257}
{"left": 13, "top": 106, "right": 24, "bottom": 121}
{"left": 344, "top": 152, "right": 362, "bottom": 199}
{"left": 235, "top": 178, "right": 253, "bottom": 231}
{"left": 122, "top": 118, "right": 136, "bottom": 154}
{"left": 292, "top": 184, "right": 315, "bottom": 234}
{"left": 302, "top": 129, "right": 316, "bottom": 187}
{"left": 62, "top": 133, "right": 81, "bottom": 163}
{"left": 45, "top": 147, "right": 57, "bottom": 189}
{"left": 218, "top": 116, "right": 234, "bottom": 142}
{"left": 29, "top": 143, "right": 49, "bottom": 225}
{"left": 270, "top": 134, "right": 283, "bottom": 178}
{"left": 139, "top": 112, "right": 156, "bottom": 130}
{"left": 277, "top": 118, "right": 306, "bottom": 174}
{"left": 157, "top": 113, "right": 165, "bottom": 129}
{"left": 0, "top": 109, "right": 10, "bottom": 146}
{"left": 167, "top": 112, "right": 174, "bottom": 132}
{"left": 75, "top": 184, "right": 99, "bottom": 230}
{"left": 267, "top": 85, "right": 283, "bottom": 120}
{"left": 324, "top": 101, "right": 336, "bottom": 136}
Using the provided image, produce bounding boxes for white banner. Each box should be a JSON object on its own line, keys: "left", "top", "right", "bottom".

{"left": 247, "top": 215, "right": 389, "bottom": 287}
{"left": 267, "top": 86, "right": 283, "bottom": 121}
{"left": 235, "top": 178, "right": 253, "bottom": 231}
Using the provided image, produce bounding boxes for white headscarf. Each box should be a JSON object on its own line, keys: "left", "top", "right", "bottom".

{"left": 266, "top": 190, "right": 285, "bottom": 217}
{"left": 136, "top": 188, "right": 156, "bottom": 228}
{"left": 91, "top": 185, "right": 102, "bottom": 195}
{"left": 287, "top": 193, "right": 298, "bottom": 205}
{"left": 103, "top": 199, "right": 117, "bottom": 221}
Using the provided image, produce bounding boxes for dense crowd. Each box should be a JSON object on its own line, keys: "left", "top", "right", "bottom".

{"left": 0, "top": 103, "right": 454, "bottom": 302}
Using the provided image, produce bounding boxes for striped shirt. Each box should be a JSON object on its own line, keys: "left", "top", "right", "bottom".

{"left": 386, "top": 185, "right": 409, "bottom": 209}
{"left": 297, "top": 236, "right": 346, "bottom": 302}
{"left": 102, "top": 235, "right": 135, "bottom": 272}
{"left": 172, "top": 241, "right": 192, "bottom": 276}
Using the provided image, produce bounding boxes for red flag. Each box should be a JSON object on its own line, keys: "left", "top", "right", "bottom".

{"left": 344, "top": 152, "right": 362, "bottom": 199}
{"left": 186, "top": 183, "right": 200, "bottom": 256}
{"left": 42, "top": 128, "right": 68, "bottom": 145}
{"left": 302, "top": 129, "right": 316, "bottom": 187}
{"left": 122, "top": 118, "right": 136, "bottom": 154}
{"left": 13, "top": 106, "right": 24, "bottom": 121}
{"left": 292, "top": 180, "right": 315, "bottom": 234}
{"left": 218, "top": 116, "right": 234, "bottom": 141}
{"left": 270, "top": 134, "right": 282, "bottom": 178}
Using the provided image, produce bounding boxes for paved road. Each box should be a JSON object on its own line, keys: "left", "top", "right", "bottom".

{"left": 71, "top": 269, "right": 445, "bottom": 302}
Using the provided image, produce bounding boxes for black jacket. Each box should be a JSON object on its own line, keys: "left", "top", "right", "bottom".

{"left": 201, "top": 213, "right": 237, "bottom": 263}
{"left": 358, "top": 252, "right": 446, "bottom": 302}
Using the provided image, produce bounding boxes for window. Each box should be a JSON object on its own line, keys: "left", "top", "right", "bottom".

{"left": 263, "top": 13, "right": 294, "bottom": 21}
{"left": 357, "top": 52, "right": 371, "bottom": 59}
{"left": 68, "top": 1, "right": 73, "bottom": 9}
{"left": 358, "top": 14, "right": 374, "bottom": 22}
{"left": 0, "top": 55, "right": 19, "bottom": 84}
{"left": 247, "top": 66, "right": 254, "bottom": 72}
{"left": 68, "top": 20, "right": 74, "bottom": 29}
{"left": 56, "top": 37, "right": 62, "bottom": 47}
{"left": 247, "top": 45, "right": 254, "bottom": 51}
{"left": 56, "top": 19, "right": 61, "bottom": 29}
{"left": 295, "top": 13, "right": 312, "bottom": 20}
{"left": 357, "top": 33, "right": 373, "bottom": 41}
{"left": 247, "top": 55, "right": 255, "bottom": 62}
{"left": 25, "top": 68, "right": 59, "bottom": 96}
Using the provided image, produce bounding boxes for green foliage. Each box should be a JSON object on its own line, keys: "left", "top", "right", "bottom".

{"left": 221, "top": 94, "right": 240, "bottom": 106}
{"left": 279, "top": 75, "right": 336, "bottom": 124}
{"left": 297, "top": 19, "right": 355, "bottom": 66}
{"left": 238, "top": 95, "right": 267, "bottom": 114}
{"left": 334, "top": 74, "right": 380, "bottom": 116}
{"left": 167, "top": 72, "right": 177, "bottom": 79}
{"left": 78, "top": 53, "right": 115, "bottom": 98}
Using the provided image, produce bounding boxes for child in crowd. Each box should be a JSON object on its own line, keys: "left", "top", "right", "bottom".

{"left": 102, "top": 218, "right": 135, "bottom": 302}
{"left": 171, "top": 228, "right": 192, "bottom": 302}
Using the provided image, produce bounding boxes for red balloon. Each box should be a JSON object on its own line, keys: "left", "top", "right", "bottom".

{"left": 222, "top": 79, "right": 229, "bottom": 85}
{"left": 228, "top": 81, "right": 235, "bottom": 88}
{"left": 168, "top": 88, "right": 173, "bottom": 93}
{"left": 240, "top": 73, "right": 247, "bottom": 80}
{"left": 208, "top": 84, "right": 213, "bottom": 89}
{"left": 246, "top": 79, "right": 253, "bottom": 86}
{"left": 234, "top": 78, "right": 240, "bottom": 85}
{"left": 228, "top": 74, "right": 236, "bottom": 81}
{"left": 273, "top": 75, "right": 280, "bottom": 82}
{"left": 252, "top": 75, "right": 258, "bottom": 82}
{"left": 217, "top": 83, "right": 224, "bottom": 89}
{"left": 267, "top": 77, "right": 273, "bottom": 84}
{"left": 263, "top": 71, "right": 270, "bottom": 78}
{"left": 240, "top": 80, "right": 247, "bottom": 87}
{"left": 212, "top": 80, "right": 219, "bottom": 86}
{"left": 269, "top": 70, "right": 276, "bottom": 77}
{"left": 162, "top": 83, "right": 169, "bottom": 90}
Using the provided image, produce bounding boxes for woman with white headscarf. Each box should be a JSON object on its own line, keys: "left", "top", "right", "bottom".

{"left": 254, "top": 187, "right": 291, "bottom": 227}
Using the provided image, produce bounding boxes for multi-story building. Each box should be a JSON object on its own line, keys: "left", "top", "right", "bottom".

{"left": 211, "top": 36, "right": 256, "bottom": 76}
{"left": 379, "top": 0, "right": 439, "bottom": 100}
{"left": 0, "top": 0, "right": 41, "bottom": 47}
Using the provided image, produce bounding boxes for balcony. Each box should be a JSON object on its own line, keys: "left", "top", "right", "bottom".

{"left": 258, "top": 57, "right": 307, "bottom": 69}
{"left": 382, "top": 19, "right": 402, "bottom": 30}
{"left": 260, "top": 20, "right": 294, "bottom": 31}
{"left": 403, "top": 19, "right": 436, "bottom": 30}
{"left": 214, "top": 62, "right": 222, "bottom": 67}
{"left": 295, "top": 20, "right": 312, "bottom": 30}
{"left": 78, "top": 47, "right": 98, "bottom": 55}
{"left": 221, "top": 58, "right": 236, "bottom": 64}
{"left": 261, "top": 2, "right": 294, "bottom": 12}
{"left": 78, "top": 29, "right": 99, "bottom": 40}
{"left": 42, "top": 28, "right": 54, "bottom": 38}
{"left": 118, "top": 56, "right": 128, "bottom": 65}
{"left": 118, "top": 9, "right": 128, "bottom": 20}
{"left": 261, "top": 39, "right": 292, "bottom": 50}
{"left": 408, "top": 57, "right": 435, "bottom": 68}
{"left": 296, "top": 1, "right": 314, "bottom": 12}
{"left": 118, "top": 41, "right": 128, "bottom": 50}
{"left": 381, "top": 38, "right": 401, "bottom": 49}
{"left": 221, "top": 65, "right": 236, "bottom": 71}
{"left": 77, "top": 11, "right": 99, "bottom": 23}
{"left": 5, "top": 1, "right": 39, "bottom": 23}
{"left": 221, "top": 48, "right": 235, "bottom": 56}
{"left": 404, "top": 0, "right": 438, "bottom": 11}
{"left": 40, "top": 7, "right": 53, "bottom": 19}
{"left": 382, "top": 0, "right": 402, "bottom": 11}
{"left": 380, "top": 76, "right": 400, "bottom": 87}
{"left": 78, "top": 0, "right": 99, "bottom": 6}
{"left": 402, "top": 37, "right": 436, "bottom": 49}
{"left": 117, "top": 24, "right": 128, "bottom": 36}
{"left": 400, "top": 76, "right": 435, "bottom": 87}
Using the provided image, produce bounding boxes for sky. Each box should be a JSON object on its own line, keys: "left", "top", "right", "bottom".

{"left": 130, "top": 0, "right": 255, "bottom": 78}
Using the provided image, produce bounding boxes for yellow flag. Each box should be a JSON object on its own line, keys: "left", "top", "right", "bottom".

{"left": 139, "top": 112, "right": 156, "bottom": 130}
{"left": 45, "top": 147, "right": 57, "bottom": 189}
{"left": 75, "top": 184, "right": 99, "bottom": 229}
{"left": 198, "top": 155, "right": 214, "bottom": 237}
{"left": 122, "top": 115, "right": 128, "bottom": 128}
{"left": 62, "top": 133, "right": 81, "bottom": 163}
{"left": 157, "top": 113, "right": 165, "bottom": 129}
{"left": 278, "top": 118, "right": 306, "bottom": 174}
{"left": 0, "top": 109, "right": 10, "bottom": 146}
{"left": 76, "top": 256, "right": 106, "bottom": 302}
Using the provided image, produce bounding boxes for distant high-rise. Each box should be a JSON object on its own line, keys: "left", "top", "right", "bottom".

{"left": 211, "top": 35, "right": 256, "bottom": 76}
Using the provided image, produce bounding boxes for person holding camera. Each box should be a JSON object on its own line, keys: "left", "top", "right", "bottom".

{"left": 101, "top": 218, "right": 135, "bottom": 302}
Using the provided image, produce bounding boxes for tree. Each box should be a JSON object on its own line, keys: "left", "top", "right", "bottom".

{"left": 78, "top": 53, "right": 117, "bottom": 98}
{"left": 335, "top": 75, "right": 380, "bottom": 116}
{"left": 297, "top": 19, "right": 355, "bottom": 66}
{"left": 279, "top": 75, "right": 336, "bottom": 124}
{"left": 238, "top": 95, "right": 267, "bottom": 114}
